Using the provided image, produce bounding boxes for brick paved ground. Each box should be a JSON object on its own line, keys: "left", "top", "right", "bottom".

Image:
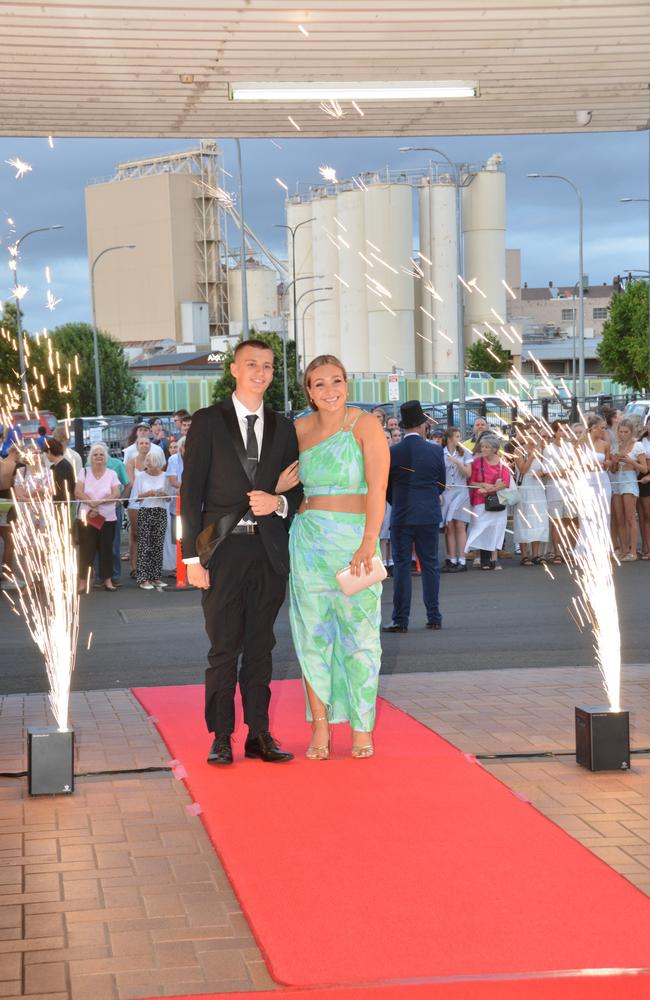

{"left": 1, "top": 669, "right": 649, "bottom": 998}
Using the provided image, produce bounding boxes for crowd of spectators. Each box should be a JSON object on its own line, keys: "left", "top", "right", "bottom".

{"left": 0, "top": 408, "right": 192, "bottom": 593}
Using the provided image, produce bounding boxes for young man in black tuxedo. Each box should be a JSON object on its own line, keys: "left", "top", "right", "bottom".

{"left": 180, "top": 340, "right": 303, "bottom": 765}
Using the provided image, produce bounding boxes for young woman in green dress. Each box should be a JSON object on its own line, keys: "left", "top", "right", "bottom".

{"left": 278, "top": 355, "right": 389, "bottom": 759}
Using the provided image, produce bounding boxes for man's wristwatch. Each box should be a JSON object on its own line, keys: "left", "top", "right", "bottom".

{"left": 275, "top": 495, "right": 284, "bottom": 513}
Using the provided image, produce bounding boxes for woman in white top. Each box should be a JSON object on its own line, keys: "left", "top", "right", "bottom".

{"left": 609, "top": 417, "right": 647, "bottom": 561}
{"left": 162, "top": 435, "right": 185, "bottom": 575}
{"left": 513, "top": 424, "right": 548, "bottom": 565}
{"left": 74, "top": 443, "right": 120, "bottom": 592}
{"left": 543, "top": 421, "right": 575, "bottom": 564}
{"left": 131, "top": 450, "right": 169, "bottom": 590}
{"left": 441, "top": 428, "right": 472, "bottom": 572}
{"left": 125, "top": 437, "right": 151, "bottom": 578}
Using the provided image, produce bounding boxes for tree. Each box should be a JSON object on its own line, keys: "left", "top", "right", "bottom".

{"left": 597, "top": 279, "right": 649, "bottom": 390}
{"left": 465, "top": 332, "right": 512, "bottom": 376}
{"left": 0, "top": 302, "right": 68, "bottom": 415}
{"left": 52, "top": 322, "right": 141, "bottom": 416}
{"left": 212, "top": 331, "right": 306, "bottom": 412}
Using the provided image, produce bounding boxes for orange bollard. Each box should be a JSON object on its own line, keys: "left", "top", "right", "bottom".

{"left": 175, "top": 496, "right": 187, "bottom": 588}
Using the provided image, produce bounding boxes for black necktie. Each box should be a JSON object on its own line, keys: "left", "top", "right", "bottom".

{"left": 243, "top": 414, "right": 258, "bottom": 522}
{"left": 245, "top": 414, "right": 259, "bottom": 468}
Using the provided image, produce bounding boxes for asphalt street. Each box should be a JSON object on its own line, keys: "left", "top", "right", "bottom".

{"left": 1, "top": 557, "right": 646, "bottom": 695}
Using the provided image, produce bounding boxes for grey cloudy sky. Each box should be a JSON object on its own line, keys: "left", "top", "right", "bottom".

{"left": 0, "top": 129, "right": 647, "bottom": 333}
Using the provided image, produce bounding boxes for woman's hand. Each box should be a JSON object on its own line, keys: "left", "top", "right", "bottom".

{"left": 494, "top": 479, "right": 506, "bottom": 491}
{"left": 275, "top": 461, "right": 300, "bottom": 494}
{"left": 349, "top": 538, "right": 376, "bottom": 577}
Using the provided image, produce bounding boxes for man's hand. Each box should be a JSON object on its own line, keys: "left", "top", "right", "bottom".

{"left": 247, "top": 490, "right": 280, "bottom": 517}
{"left": 187, "top": 563, "right": 210, "bottom": 589}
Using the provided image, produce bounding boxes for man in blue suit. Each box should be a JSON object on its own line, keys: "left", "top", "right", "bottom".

{"left": 383, "top": 401, "right": 446, "bottom": 633}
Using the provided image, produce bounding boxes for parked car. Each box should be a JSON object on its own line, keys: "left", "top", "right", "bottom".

{"left": 7, "top": 410, "right": 58, "bottom": 442}
{"left": 623, "top": 400, "right": 650, "bottom": 428}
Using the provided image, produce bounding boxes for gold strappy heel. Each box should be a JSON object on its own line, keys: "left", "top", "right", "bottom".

{"left": 306, "top": 716, "right": 331, "bottom": 760}
{"left": 351, "top": 736, "right": 374, "bottom": 759}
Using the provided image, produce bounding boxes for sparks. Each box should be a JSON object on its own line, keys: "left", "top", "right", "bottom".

{"left": 45, "top": 266, "right": 51, "bottom": 284}
{"left": 334, "top": 273, "right": 349, "bottom": 288}
{"left": 298, "top": 23, "right": 309, "bottom": 36}
{"left": 48, "top": 135, "right": 55, "bottom": 148}
{"left": 319, "top": 165, "right": 338, "bottom": 184}
{"left": 502, "top": 278, "right": 517, "bottom": 300}
{"left": 379, "top": 301, "right": 397, "bottom": 317}
{"left": 6, "top": 473, "right": 79, "bottom": 730}
{"left": 320, "top": 99, "right": 345, "bottom": 119}
{"left": 275, "top": 177, "right": 289, "bottom": 193}
{"left": 13, "top": 284, "right": 28, "bottom": 301}
{"left": 6, "top": 158, "right": 32, "bottom": 179}
{"left": 288, "top": 116, "right": 301, "bottom": 132}
{"left": 46, "top": 289, "right": 62, "bottom": 312}
{"left": 352, "top": 100, "right": 364, "bottom": 117}
{"left": 270, "top": 139, "right": 283, "bottom": 149}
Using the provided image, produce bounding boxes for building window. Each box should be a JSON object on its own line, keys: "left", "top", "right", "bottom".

{"left": 593, "top": 307, "right": 608, "bottom": 320}
{"left": 561, "top": 308, "right": 575, "bottom": 321}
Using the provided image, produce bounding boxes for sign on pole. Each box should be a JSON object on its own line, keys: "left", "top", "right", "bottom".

{"left": 387, "top": 374, "right": 400, "bottom": 402}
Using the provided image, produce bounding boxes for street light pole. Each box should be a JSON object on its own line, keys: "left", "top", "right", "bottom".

{"left": 295, "top": 285, "right": 333, "bottom": 369}
{"left": 400, "top": 145, "right": 466, "bottom": 435}
{"left": 275, "top": 219, "right": 315, "bottom": 379}
{"left": 301, "top": 297, "right": 331, "bottom": 378}
{"left": 621, "top": 197, "right": 650, "bottom": 392}
{"left": 529, "top": 173, "right": 585, "bottom": 402}
{"left": 90, "top": 244, "right": 136, "bottom": 416}
{"left": 11, "top": 225, "right": 64, "bottom": 409}
{"left": 235, "top": 139, "right": 250, "bottom": 341}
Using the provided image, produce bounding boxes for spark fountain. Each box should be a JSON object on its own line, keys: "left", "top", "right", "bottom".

{"left": 501, "top": 376, "right": 630, "bottom": 771}
{"left": 4, "top": 451, "right": 79, "bottom": 794}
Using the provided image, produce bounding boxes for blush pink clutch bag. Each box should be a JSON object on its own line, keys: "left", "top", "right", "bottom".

{"left": 335, "top": 555, "right": 387, "bottom": 596}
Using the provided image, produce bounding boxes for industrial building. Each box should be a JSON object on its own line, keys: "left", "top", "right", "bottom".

{"left": 85, "top": 141, "right": 287, "bottom": 353}
{"left": 287, "top": 154, "right": 508, "bottom": 375}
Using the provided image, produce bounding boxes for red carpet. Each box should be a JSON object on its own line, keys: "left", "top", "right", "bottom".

{"left": 134, "top": 681, "right": 650, "bottom": 989}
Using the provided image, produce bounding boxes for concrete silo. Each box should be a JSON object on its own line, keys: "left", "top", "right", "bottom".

{"left": 336, "top": 187, "right": 368, "bottom": 372}
{"left": 364, "top": 181, "right": 415, "bottom": 372}
{"left": 462, "top": 155, "right": 507, "bottom": 351}
{"left": 418, "top": 177, "right": 460, "bottom": 374}
{"left": 228, "top": 260, "right": 278, "bottom": 335}
{"left": 309, "top": 194, "right": 340, "bottom": 363}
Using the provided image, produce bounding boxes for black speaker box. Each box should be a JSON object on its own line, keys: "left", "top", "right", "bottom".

{"left": 575, "top": 705, "right": 629, "bottom": 772}
{"left": 27, "top": 727, "right": 74, "bottom": 795}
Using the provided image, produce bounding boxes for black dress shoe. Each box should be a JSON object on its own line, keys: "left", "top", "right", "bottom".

{"left": 382, "top": 623, "right": 408, "bottom": 633}
{"left": 245, "top": 731, "right": 294, "bottom": 763}
{"left": 426, "top": 622, "right": 442, "bottom": 630}
{"left": 207, "top": 734, "right": 233, "bottom": 765}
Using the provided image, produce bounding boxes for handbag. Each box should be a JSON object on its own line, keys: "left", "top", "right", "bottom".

{"left": 498, "top": 484, "right": 520, "bottom": 506}
{"left": 86, "top": 509, "right": 106, "bottom": 530}
{"left": 336, "top": 555, "right": 387, "bottom": 596}
{"left": 480, "top": 459, "right": 506, "bottom": 512}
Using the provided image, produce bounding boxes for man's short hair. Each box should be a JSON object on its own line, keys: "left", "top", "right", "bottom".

{"left": 173, "top": 408, "right": 190, "bottom": 419}
{"left": 135, "top": 422, "right": 150, "bottom": 431}
{"left": 234, "top": 339, "right": 274, "bottom": 360}
{"left": 44, "top": 437, "right": 63, "bottom": 457}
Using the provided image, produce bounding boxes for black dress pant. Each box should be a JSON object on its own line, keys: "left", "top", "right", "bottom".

{"left": 201, "top": 534, "right": 287, "bottom": 737}
{"left": 78, "top": 520, "right": 116, "bottom": 582}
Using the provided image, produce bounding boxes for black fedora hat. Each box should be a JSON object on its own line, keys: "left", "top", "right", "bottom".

{"left": 399, "top": 400, "right": 428, "bottom": 429}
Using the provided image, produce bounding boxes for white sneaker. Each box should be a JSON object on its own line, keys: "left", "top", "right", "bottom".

{"left": 153, "top": 580, "right": 168, "bottom": 588}
{"left": 139, "top": 581, "right": 154, "bottom": 590}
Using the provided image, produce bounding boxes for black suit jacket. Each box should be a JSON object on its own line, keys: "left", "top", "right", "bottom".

{"left": 387, "top": 435, "right": 446, "bottom": 527}
{"left": 180, "top": 397, "right": 303, "bottom": 575}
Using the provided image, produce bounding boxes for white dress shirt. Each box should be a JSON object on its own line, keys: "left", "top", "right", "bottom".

{"left": 183, "top": 393, "right": 288, "bottom": 564}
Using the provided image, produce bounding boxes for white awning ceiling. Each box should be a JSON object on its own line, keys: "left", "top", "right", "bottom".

{"left": 1, "top": 0, "right": 649, "bottom": 138}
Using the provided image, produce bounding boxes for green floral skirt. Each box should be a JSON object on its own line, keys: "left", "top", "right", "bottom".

{"left": 289, "top": 510, "right": 382, "bottom": 731}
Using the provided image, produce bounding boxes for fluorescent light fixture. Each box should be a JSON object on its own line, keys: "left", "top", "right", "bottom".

{"left": 231, "top": 81, "right": 478, "bottom": 102}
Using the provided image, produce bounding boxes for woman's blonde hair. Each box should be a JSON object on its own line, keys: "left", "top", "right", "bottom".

{"left": 303, "top": 354, "right": 347, "bottom": 411}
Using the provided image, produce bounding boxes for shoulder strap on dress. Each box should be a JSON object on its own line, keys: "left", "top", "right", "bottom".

{"left": 348, "top": 411, "right": 364, "bottom": 430}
